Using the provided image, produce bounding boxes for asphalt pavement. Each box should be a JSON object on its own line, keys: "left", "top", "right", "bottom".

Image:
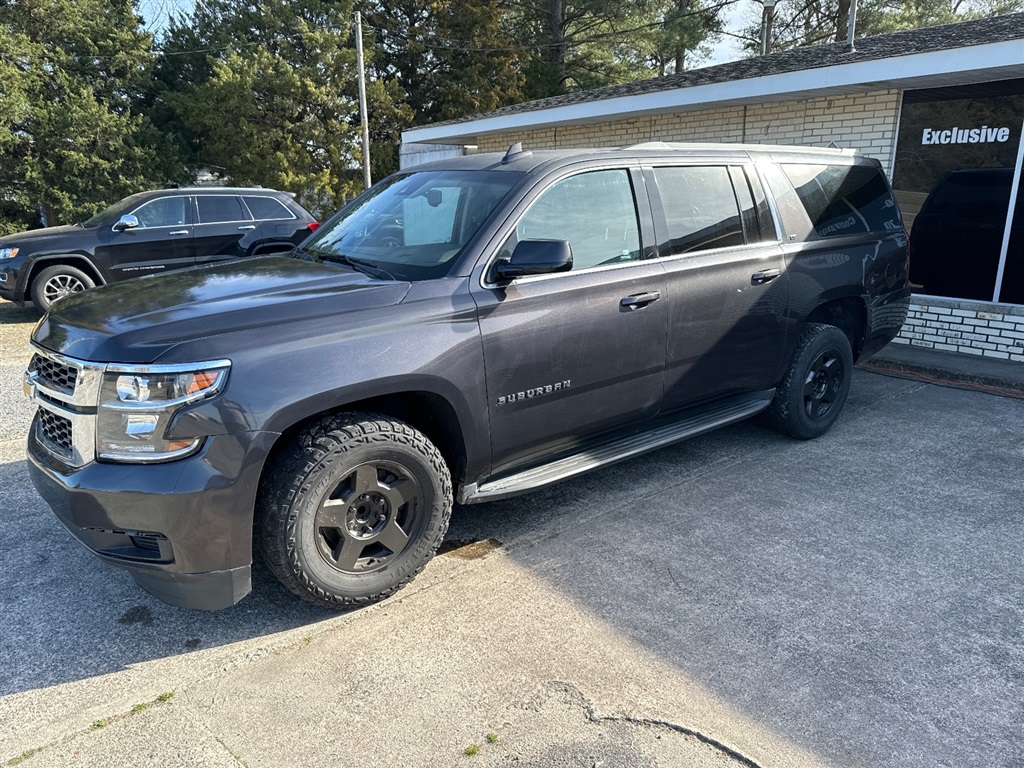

{"left": 1, "top": 300, "right": 1023, "bottom": 767}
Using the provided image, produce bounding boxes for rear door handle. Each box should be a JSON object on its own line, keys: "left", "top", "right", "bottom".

{"left": 751, "top": 268, "right": 781, "bottom": 285}
{"left": 168, "top": 230, "right": 189, "bottom": 236}
{"left": 237, "top": 225, "right": 256, "bottom": 231}
{"left": 620, "top": 291, "right": 661, "bottom": 309}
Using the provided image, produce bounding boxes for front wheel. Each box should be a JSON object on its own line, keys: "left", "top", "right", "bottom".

{"left": 764, "top": 323, "right": 854, "bottom": 440}
{"left": 256, "top": 413, "right": 452, "bottom": 609}
{"left": 31, "top": 264, "right": 95, "bottom": 310}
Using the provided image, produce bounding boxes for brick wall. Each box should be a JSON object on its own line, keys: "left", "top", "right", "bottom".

{"left": 475, "top": 90, "right": 900, "bottom": 173}
{"left": 894, "top": 298, "right": 1024, "bottom": 362}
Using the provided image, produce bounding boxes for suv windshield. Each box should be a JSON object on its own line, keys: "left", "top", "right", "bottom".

{"left": 301, "top": 170, "right": 521, "bottom": 281}
{"left": 81, "top": 192, "right": 151, "bottom": 228}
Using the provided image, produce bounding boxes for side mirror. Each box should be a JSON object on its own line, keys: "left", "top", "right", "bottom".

{"left": 492, "top": 240, "right": 572, "bottom": 283}
{"left": 114, "top": 214, "right": 139, "bottom": 231}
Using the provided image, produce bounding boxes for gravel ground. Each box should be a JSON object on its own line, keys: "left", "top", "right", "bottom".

{"left": 0, "top": 299, "right": 40, "bottom": 364}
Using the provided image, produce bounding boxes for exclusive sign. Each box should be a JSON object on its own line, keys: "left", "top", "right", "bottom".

{"left": 921, "top": 126, "right": 1012, "bottom": 145}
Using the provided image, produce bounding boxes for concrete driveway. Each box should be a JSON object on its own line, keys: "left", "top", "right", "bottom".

{"left": 1, "top": 300, "right": 1022, "bottom": 767}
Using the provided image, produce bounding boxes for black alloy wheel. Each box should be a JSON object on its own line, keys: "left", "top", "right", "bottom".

{"left": 765, "top": 323, "right": 854, "bottom": 440}
{"left": 802, "top": 349, "right": 845, "bottom": 420}
{"left": 312, "top": 460, "right": 424, "bottom": 574}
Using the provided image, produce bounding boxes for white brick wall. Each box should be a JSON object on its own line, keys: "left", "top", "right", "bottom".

{"left": 476, "top": 90, "right": 901, "bottom": 173}
{"left": 893, "top": 298, "right": 1024, "bottom": 362}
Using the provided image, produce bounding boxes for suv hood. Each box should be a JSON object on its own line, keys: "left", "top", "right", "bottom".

{"left": 32, "top": 255, "right": 411, "bottom": 363}
{"left": 0, "top": 225, "right": 86, "bottom": 247}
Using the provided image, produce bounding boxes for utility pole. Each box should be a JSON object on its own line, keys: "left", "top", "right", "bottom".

{"left": 355, "top": 10, "right": 372, "bottom": 189}
{"left": 846, "top": 0, "right": 859, "bottom": 52}
{"left": 760, "top": 0, "right": 777, "bottom": 56}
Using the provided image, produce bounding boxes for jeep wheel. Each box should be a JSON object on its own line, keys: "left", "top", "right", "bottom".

{"left": 31, "top": 265, "right": 95, "bottom": 310}
{"left": 257, "top": 413, "right": 452, "bottom": 609}
{"left": 765, "top": 323, "right": 853, "bottom": 440}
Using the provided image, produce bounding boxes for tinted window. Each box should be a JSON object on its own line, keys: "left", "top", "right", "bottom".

{"left": 243, "top": 196, "right": 295, "bottom": 221}
{"left": 783, "top": 164, "right": 901, "bottom": 238}
{"left": 130, "top": 197, "right": 187, "bottom": 228}
{"left": 197, "top": 195, "right": 248, "bottom": 224}
{"left": 654, "top": 166, "right": 744, "bottom": 254}
{"left": 509, "top": 169, "right": 641, "bottom": 271}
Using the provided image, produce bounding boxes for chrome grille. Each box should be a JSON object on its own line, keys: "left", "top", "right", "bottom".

{"left": 37, "top": 408, "right": 73, "bottom": 454}
{"left": 30, "top": 353, "right": 79, "bottom": 395}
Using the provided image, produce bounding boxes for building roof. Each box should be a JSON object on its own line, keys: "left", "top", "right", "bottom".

{"left": 403, "top": 13, "right": 1024, "bottom": 145}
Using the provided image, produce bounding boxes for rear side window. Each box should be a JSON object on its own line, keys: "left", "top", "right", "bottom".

{"left": 243, "top": 196, "right": 295, "bottom": 221}
{"left": 197, "top": 195, "right": 249, "bottom": 224}
{"left": 511, "top": 169, "right": 641, "bottom": 271}
{"left": 782, "top": 164, "right": 900, "bottom": 238}
{"left": 653, "top": 166, "right": 745, "bottom": 254}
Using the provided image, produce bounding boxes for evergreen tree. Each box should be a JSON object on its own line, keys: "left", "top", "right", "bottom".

{"left": 157, "top": 0, "right": 409, "bottom": 207}
{"left": 0, "top": 0, "right": 180, "bottom": 234}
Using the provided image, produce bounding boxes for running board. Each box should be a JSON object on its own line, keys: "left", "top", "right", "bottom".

{"left": 460, "top": 390, "right": 774, "bottom": 504}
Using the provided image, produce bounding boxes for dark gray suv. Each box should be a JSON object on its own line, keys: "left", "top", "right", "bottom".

{"left": 25, "top": 143, "right": 910, "bottom": 611}
{"left": 0, "top": 187, "right": 318, "bottom": 309}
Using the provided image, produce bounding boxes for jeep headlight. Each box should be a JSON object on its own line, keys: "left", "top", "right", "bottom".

{"left": 0, "top": 247, "right": 19, "bottom": 259}
{"left": 97, "top": 360, "right": 230, "bottom": 462}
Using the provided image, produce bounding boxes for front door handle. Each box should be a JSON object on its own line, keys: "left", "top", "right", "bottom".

{"left": 237, "top": 225, "right": 256, "bottom": 231}
{"left": 168, "top": 230, "right": 189, "bottom": 236}
{"left": 620, "top": 291, "right": 661, "bottom": 310}
{"left": 751, "top": 268, "right": 781, "bottom": 285}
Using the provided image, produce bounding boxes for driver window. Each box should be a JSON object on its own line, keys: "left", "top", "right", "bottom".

{"left": 507, "top": 169, "right": 641, "bottom": 271}
{"left": 130, "top": 197, "right": 187, "bottom": 228}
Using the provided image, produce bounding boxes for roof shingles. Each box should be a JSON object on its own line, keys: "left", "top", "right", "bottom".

{"left": 428, "top": 13, "right": 1024, "bottom": 129}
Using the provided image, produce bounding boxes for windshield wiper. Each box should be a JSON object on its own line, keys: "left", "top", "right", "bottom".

{"left": 312, "top": 251, "right": 396, "bottom": 281}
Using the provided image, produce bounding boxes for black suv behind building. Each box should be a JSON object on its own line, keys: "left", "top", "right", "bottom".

{"left": 0, "top": 187, "right": 318, "bottom": 309}
{"left": 25, "top": 143, "right": 910, "bottom": 611}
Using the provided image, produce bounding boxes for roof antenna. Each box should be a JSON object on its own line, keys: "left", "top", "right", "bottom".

{"left": 501, "top": 142, "right": 532, "bottom": 164}
{"left": 827, "top": 140, "right": 840, "bottom": 148}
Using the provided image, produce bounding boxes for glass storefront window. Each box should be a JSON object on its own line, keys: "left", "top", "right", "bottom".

{"left": 892, "top": 80, "right": 1024, "bottom": 304}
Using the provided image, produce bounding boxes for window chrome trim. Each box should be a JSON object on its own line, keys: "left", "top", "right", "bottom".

{"left": 654, "top": 241, "right": 784, "bottom": 267}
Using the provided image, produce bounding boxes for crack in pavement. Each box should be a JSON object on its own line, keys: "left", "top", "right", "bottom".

{"left": 538, "top": 680, "right": 764, "bottom": 768}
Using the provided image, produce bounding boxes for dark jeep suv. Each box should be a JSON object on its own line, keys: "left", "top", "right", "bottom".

{"left": 25, "top": 143, "right": 910, "bottom": 611}
{"left": 0, "top": 187, "right": 318, "bottom": 309}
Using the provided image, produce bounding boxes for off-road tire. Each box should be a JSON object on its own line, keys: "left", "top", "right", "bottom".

{"left": 31, "top": 264, "right": 95, "bottom": 310}
{"left": 765, "top": 323, "right": 854, "bottom": 440}
{"left": 256, "top": 413, "right": 452, "bottom": 609}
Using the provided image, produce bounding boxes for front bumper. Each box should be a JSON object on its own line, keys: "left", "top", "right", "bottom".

{"left": 28, "top": 429, "right": 276, "bottom": 610}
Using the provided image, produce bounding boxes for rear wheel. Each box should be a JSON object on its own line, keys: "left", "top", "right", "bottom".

{"left": 31, "top": 265, "right": 95, "bottom": 310}
{"left": 765, "top": 323, "right": 853, "bottom": 440}
{"left": 256, "top": 413, "right": 452, "bottom": 609}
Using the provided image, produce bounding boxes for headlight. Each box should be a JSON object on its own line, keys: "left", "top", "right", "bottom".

{"left": 96, "top": 360, "right": 230, "bottom": 462}
{"left": 0, "top": 247, "right": 19, "bottom": 259}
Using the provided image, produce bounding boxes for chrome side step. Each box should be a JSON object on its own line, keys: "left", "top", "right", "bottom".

{"left": 460, "top": 390, "right": 774, "bottom": 504}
